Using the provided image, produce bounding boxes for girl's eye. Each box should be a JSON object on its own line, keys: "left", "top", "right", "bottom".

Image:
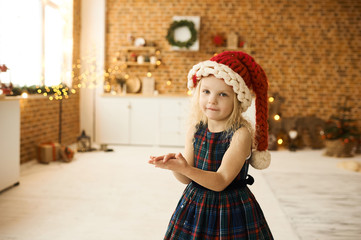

{"left": 202, "top": 89, "right": 210, "bottom": 94}
{"left": 220, "top": 93, "right": 228, "bottom": 97}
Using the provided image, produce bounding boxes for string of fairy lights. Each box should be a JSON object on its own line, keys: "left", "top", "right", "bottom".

{"left": 268, "top": 95, "right": 284, "bottom": 146}
{"left": 5, "top": 48, "right": 194, "bottom": 99}
{"left": 14, "top": 54, "right": 102, "bottom": 100}
{"left": 4, "top": 47, "right": 192, "bottom": 100}
{"left": 31, "top": 85, "right": 76, "bottom": 100}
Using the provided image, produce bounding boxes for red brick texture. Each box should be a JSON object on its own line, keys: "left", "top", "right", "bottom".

{"left": 20, "top": 0, "right": 361, "bottom": 163}
{"left": 19, "top": 95, "right": 79, "bottom": 163}
{"left": 106, "top": 0, "right": 361, "bottom": 127}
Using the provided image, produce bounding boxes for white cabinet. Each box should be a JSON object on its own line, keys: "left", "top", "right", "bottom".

{"left": 159, "top": 99, "right": 189, "bottom": 146}
{"left": 0, "top": 99, "right": 20, "bottom": 192}
{"left": 129, "top": 98, "right": 158, "bottom": 145}
{"left": 96, "top": 97, "right": 131, "bottom": 144}
{"left": 96, "top": 95, "right": 190, "bottom": 147}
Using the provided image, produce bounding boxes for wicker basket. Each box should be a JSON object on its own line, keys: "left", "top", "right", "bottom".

{"left": 324, "top": 139, "right": 356, "bottom": 158}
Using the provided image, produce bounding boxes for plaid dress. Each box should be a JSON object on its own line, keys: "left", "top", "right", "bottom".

{"left": 164, "top": 124, "right": 273, "bottom": 240}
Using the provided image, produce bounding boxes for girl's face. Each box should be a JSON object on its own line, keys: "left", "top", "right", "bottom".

{"left": 199, "top": 75, "right": 235, "bottom": 128}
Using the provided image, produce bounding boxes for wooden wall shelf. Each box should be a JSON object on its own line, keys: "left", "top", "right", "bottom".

{"left": 117, "top": 46, "right": 159, "bottom": 69}
{"left": 118, "top": 61, "right": 157, "bottom": 68}
{"left": 119, "top": 46, "right": 156, "bottom": 53}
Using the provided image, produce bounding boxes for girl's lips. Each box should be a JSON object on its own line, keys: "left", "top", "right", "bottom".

{"left": 207, "top": 107, "right": 218, "bottom": 111}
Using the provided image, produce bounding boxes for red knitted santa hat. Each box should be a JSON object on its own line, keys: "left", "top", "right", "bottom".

{"left": 187, "top": 51, "right": 270, "bottom": 169}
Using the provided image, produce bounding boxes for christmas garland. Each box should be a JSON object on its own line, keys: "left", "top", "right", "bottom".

{"left": 11, "top": 85, "right": 73, "bottom": 99}
{"left": 166, "top": 20, "right": 197, "bottom": 49}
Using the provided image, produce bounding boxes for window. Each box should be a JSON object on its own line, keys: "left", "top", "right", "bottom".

{"left": 0, "top": 0, "right": 73, "bottom": 87}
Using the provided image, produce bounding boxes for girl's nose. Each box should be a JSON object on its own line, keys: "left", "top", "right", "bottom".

{"left": 208, "top": 94, "right": 217, "bottom": 104}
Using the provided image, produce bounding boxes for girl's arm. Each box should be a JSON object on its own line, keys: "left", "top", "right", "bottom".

{"left": 172, "top": 126, "right": 194, "bottom": 184}
{"left": 149, "top": 126, "right": 195, "bottom": 184}
{"left": 151, "top": 127, "right": 251, "bottom": 192}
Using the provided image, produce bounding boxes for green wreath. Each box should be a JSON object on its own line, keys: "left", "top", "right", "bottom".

{"left": 166, "top": 20, "right": 197, "bottom": 49}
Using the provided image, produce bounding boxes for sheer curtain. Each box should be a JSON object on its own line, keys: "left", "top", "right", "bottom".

{"left": 0, "top": 0, "right": 73, "bottom": 87}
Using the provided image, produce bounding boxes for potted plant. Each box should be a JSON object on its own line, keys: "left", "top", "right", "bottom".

{"left": 322, "top": 98, "right": 360, "bottom": 157}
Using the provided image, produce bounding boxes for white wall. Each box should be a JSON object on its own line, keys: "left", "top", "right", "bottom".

{"left": 79, "top": 0, "right": 105, "bottom": 142}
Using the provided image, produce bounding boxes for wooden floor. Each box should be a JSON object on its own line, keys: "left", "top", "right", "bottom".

{"left": 0, "top": 146, "right": 360, "bottom": 240}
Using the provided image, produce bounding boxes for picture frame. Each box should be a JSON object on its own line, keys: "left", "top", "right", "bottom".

{"left": 169, "top": 16, "right": 200, "bottom": 51}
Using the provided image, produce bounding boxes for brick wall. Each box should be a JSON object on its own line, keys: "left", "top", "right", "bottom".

{"left": 19, "top": 0, "right": 361, "bottom": 163}
{"left": 19, "top": 95, "right": 79, "bottom": 163}
{"left": 106, "top": 0, "right": 361, "bottom": 128}
{"left": 20, "top": 0, "right": 81, "bottom": 164}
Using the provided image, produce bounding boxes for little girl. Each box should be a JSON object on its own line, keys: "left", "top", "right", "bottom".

{"left": 149, "top": 51, "right": 273, "bottom": 239}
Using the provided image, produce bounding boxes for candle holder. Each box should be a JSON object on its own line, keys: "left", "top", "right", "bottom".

{"left": 77, "top": 130, "right": 91, "bottom": 152}
{"left": 288, "top": 129, "right": 298, "bottom": 151}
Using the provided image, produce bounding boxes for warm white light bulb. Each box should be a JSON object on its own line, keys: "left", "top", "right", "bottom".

{"left": 288, "top": 130, "right": 298, "bottom": 139}
{"left": 21, "top": 92, "right": 28, "bottom": 98}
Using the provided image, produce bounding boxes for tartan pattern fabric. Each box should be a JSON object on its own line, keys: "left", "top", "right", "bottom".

{"left": 164, "top": 125, "right": 273, "bottom": 240}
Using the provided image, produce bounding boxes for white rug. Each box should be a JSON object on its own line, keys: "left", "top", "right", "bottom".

{"left": 264, "top": 172, "right": 361, "bottom": 240}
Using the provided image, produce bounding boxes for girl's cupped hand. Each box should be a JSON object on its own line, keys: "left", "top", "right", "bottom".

{"left": 149, "top": 153, "right": 188, "bottom": 172}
